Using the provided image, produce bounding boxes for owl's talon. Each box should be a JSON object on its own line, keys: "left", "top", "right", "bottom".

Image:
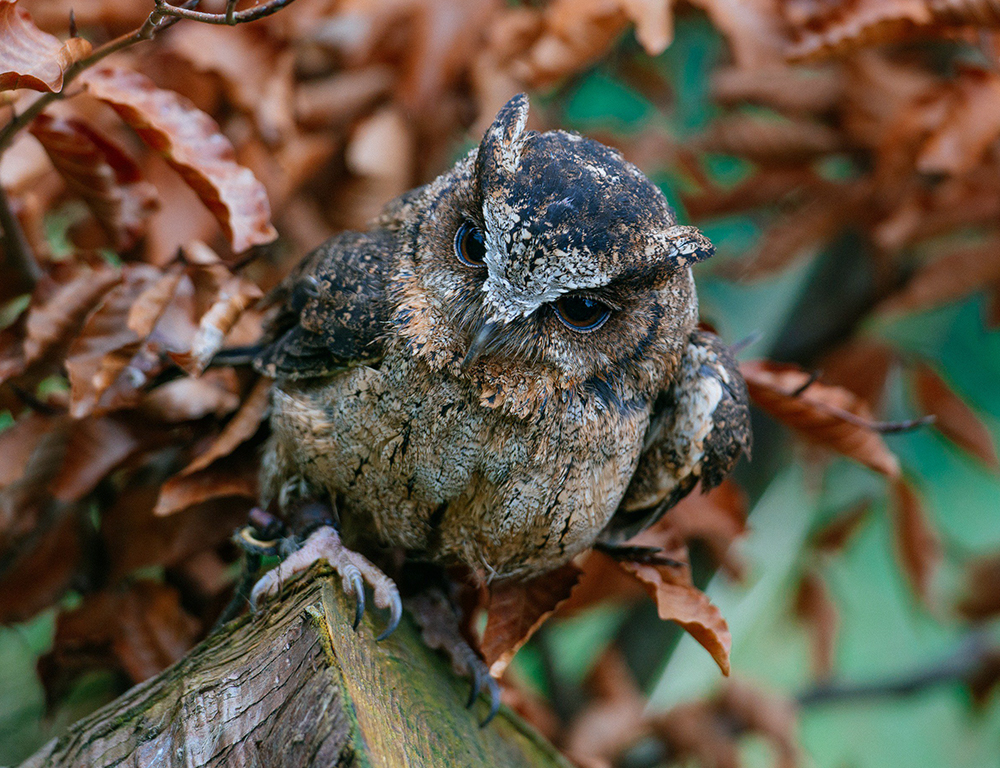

{"left": 376, "top": 594, "right": 403, "bottom": 641}
{"left": 406, "top": 589, "right": 501, "bottom": 726}
{"left": 250, "top": 526, "right": 400, "bottom": 638}
{"left": 480, "top": 676, "right": 502, "bottom": 728}
{"left": 348, "top": 572, "right": 366, "bottom": 630}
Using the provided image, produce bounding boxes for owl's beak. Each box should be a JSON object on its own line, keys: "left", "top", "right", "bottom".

{"left": 461, "top": 322, "right": 502, "bottom": 372}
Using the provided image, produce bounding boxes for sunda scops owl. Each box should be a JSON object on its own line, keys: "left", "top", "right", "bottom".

{"left": 250, "top": 94, "right": 750, "bottom": 651}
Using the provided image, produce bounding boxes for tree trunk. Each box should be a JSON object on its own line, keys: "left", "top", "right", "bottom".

{"left": 17, "top": 570, "right": 572, "bottom": 768}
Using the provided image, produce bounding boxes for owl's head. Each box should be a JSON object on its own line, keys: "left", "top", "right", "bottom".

{"left": 398, "top": 94, "right": 712, "bottom": 412}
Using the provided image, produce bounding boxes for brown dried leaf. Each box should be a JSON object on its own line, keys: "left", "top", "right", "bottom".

{"left": 878, "top": 239, "right": 1000, "bottom": 316}
{"left": 171, "top": 273, "right": 263, "bottom": 375}
{"left": 16, "top": 263, "right": 121, "bottom": 379}
{"left": 794, "top": 570, "right": 839, "bottom": 679}
{"left": 0, "top": 0, "right": 91, "bottom": 92}
{"left": 29, "top": 112, "right": 159, "bottom": 249}
{"left": 711, "top": 64, "right": 844, "bottom": 115}
{"left": 180, "top": 376, "right": 270, "bottom": 476}
{"left": 890, "top": 479, "right": 942, "bottom": 603}
{"left": 695, "top": 114, "right": 843, "bottom": 163}
{"left": 718, "top": 680, "right": 801, "bottom": 768}
{"left": 820, "top": 339, "right": 896, "bottom": 408}
{"left": 564, "top": 648, "right": 648, "bottom": 764}
{"left": 786, "top": 0, "right": 934, "bottom": 61}
{"left": 726, "top": 182, "right": 861, "bottom": 280}
{"left": 40, "top": 580, "right": 200, "bottom": 692}
{"left": 915, "top": 364, "right": 999, "bottom": 469}
{"left": 918, "top": 67, "right": 1000, "bottom": 175}
{"left": 958, "top": 553, "right": 1000, "bottom": 621}
{"left": 619, "top": 557, "right": 732, "bottom": 675}
{"left": 64, "top": 264, "right": 163, "bottom": 418}
{"left": 52, "top": 415, "right": 155, "bottom": 502}
{"left": 666, "top": 480, "right": 748, "bottom": 578}
{"left": 139, "top": 370, "right": 240, "bottom": 423}
{"left": 82, "top": 66, "right": 277, "bottom": 254}
{"left": 741, "top": 359, "right": 902, "bottom": 477}
{"left": 0, "top": 508, "right": 80, "bottom": 623}
{"left": 154, "top": 450, "right": 258, "bottom": 517}
{"left": 811, "top": 499, "right": 872, "bottom": 551}
{"left": 481, "top": 562, "right": 582, "bottom": 677}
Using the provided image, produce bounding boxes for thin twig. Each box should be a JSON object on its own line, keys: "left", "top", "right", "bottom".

{"left": 225, "top": 0, "right": 240, "bottom": 25}
{"left": 798, "top": 633, "right": 996, "bottom": 708}
{"left": 153, "top": 0, "right": 298, "bottom": 26}
{"left": 0, "top": 181, "right": 41, "bottom": 290}
{"left": 789, "top": 369, "right": 822, "bottom": 398}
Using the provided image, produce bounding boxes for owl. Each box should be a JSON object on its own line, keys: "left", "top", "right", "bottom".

{"left": 249, "top": 94, "right": 750, "bottom": 713}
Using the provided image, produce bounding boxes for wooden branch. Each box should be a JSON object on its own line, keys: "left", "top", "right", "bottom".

{"left": 18, "top": 568, "right": 572, "bottom": 768}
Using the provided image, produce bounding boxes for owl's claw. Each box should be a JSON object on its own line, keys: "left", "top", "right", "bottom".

{"left": 406, "top": 589, "right": 502, "bottom": 726}
{"left": 250, "top": 525, "right": 401, "bottom": 639}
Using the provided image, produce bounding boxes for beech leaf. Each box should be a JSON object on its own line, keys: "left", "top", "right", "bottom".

{"left": 481, "top": 562, "right": 582, "bottom": 677}
{"left": 29, "top": 113, "right": 159, "bottom": 249}
{"left": 742, "top": 359, "right": 902, "bottom": 478}
{"left": 915, "top": 365, "right": 999, "bottom": 470}
{"left": 82, "top": 66, "right": 278, "bottom": 254}
{"left": 890, "top": 479, "right": 942, "bottom": 604}
{"left": 0, "top": 0, "right": 91, "bottom": 93}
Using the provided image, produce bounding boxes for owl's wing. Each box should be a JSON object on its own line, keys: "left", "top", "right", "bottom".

{"left": 253, "top": 229, "right": 393, "bottom": 380}
{"left": 599, "top": 330, "right": 752, "bottom": 544}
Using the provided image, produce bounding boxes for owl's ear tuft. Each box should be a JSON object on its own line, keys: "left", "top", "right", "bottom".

{"left": 478, "top": 93, "right": 530, "bottom": 177}
{"left": 658, "top": 225, "right": 715, "bottom": 269}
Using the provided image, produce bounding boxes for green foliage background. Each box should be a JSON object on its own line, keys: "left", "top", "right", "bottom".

{"left": 3, "top": 13, "right": 1000, "bottom": 768}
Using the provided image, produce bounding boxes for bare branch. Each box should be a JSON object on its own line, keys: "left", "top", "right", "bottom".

{"left": 153, "top": 0, "right": 299, "bottom": 26}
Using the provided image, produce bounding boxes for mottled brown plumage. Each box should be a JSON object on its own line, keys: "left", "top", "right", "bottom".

{"left": 250, "top": 94, "right": 750, "bottom": 643}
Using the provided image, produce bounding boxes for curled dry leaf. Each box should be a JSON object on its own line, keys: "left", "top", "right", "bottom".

{"left": 82, "top": 66, "right": 277, "bottom": 254}
{"left": 619, "top": 556, "right": 732, "bottom": 676}
{"left": 878, "top": 239, "right": 1000, "bottom": 316}
{"left": 914, "top": 364, "right": 999, "bottom": 469}
{"left": 65, "top": 264, "right": 165, "bottom": 417}
{"left": 179, "top": 376, "right": 271, "bottom": 476}
{"left": 564, "top": 648, "right": 648, "bottom": 764}
{"left": 171, "top": 274, "right": 263, "bottom": 375}
{"left": 512, "top": 0, "right": 672, "bottom": 89}
{"left": 786, "top": 0, "right": 934, "bottom": 61}
{"left": 29, "top": 113, "right": 159, "bottom": 250}
{"left": 14, "top": 263, "right": 122, "bottom": 381}
{"left": 711, "top": 65, "right": 845, "bottom": 115}
{"left": 139, "top": 370, "right": 241, "bottom": 423}
{"left": 741, "top": 359, "right": 902, "bottom": 478}
{"left": 154, "top": 449, "right": 258, "bottom": 517}
{"left": 918, "top": 67, "right": 1000, "bottom": 176}
{"left": 665, "top": 479, "right": 748, "bottom": 579}
{"left": 0, "top": 0, "right": 91, "bottom": 92}
{"left": 890, "top": 479, "right": 942, "bottom": 604}
{"left": 481, "top": 561, "right": 582, "bottom": 677}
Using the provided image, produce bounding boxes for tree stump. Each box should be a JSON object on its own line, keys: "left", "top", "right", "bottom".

{"left": 17, "top": 568, "right": 572, "bottom": 768}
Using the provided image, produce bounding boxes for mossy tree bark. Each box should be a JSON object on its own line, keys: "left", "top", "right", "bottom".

{"left": 17, "top": 568, "right": 571, "bottom": 768}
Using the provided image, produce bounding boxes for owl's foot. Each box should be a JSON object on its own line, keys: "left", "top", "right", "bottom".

{"left": 406, "top": 589, "right": 501, "bottom": 726}
{"left": 250, "top": 524, "right": 402, "bottom": 640}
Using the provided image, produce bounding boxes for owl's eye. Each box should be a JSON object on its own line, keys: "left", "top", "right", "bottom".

{"left": 554, "top": 295, "right": 611, "bottom": 332}
{"left": 455, "top": 221, "right": 487, "bottom": 267}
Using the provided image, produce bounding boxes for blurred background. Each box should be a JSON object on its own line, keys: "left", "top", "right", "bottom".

{"left": 2, "top": 1, "right": 1000, "bottom": 766}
